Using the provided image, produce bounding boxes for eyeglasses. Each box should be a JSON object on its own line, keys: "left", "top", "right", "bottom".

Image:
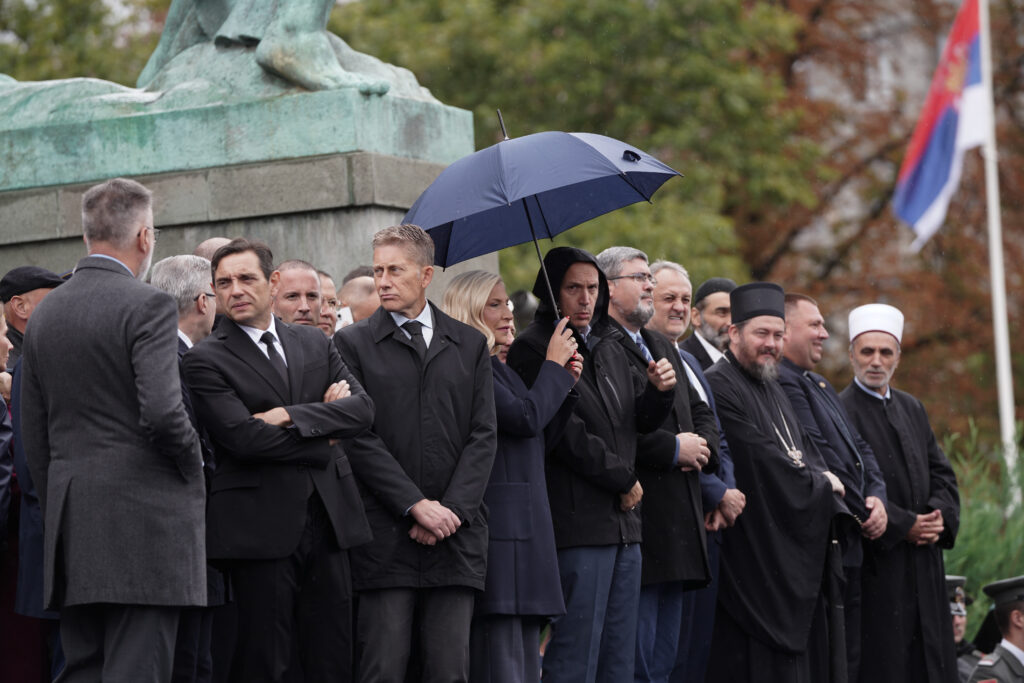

{"left": 193, "top": 292, "right": 215, "bottom": 301}
{"left": 138, "top": 226, "right": 161, "bottom": 242}
{"left": 609, "top": 272, "right": 657, "bottom": 286}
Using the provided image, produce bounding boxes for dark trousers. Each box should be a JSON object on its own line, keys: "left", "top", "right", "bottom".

{"left": 469, "top": 614, "right": 543, "bottom": 683}
{"left": 57, "top": 603, "right": 179, "bottom": 683}
{"left": 356, "top": 585, "right": 475, "bottom": 683}
{"left": 670, "top": 532, "right": 720, "bottom": 683}
{"left": 542, "top": 543, "right": 642, "bottom": 683}
{"left": 843, "top": 565, "right": 862, "bottom": 683}
{"left": 173, "top": 606, "right": 215, "bottom": 683}
{"left": 635, "top": 581, "right": 686, "bottom": 683}
{"left": 228, "top": 493, "right": 354, "bottom": 683}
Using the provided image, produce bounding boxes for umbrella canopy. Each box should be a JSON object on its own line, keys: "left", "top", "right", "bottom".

{"left": 404, "top": 131, "right": 682, "bottom": 267}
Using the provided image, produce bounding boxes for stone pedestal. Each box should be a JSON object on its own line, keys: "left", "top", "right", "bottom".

{"left": 0, "top": 77, "right": 495, "bottom": 291}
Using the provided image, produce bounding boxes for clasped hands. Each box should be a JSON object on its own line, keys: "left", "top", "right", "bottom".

{"left": 906, "top": 508, "right": 943, "bottom": 545}
{"left": 408, "top": 499, "right": 462, "bottom": 546}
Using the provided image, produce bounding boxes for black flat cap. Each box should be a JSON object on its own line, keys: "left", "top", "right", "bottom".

{"left": 694, "top": 277, "right": 737, "bottom": 306}
{"left": 0, "top": 266, "right": 65, "bottom": 303}
{"left": 982, "top": 575, "right": 1024, "bottom": 607}
{"left": 731, "top": 282, "right": 784, "bottom": 324}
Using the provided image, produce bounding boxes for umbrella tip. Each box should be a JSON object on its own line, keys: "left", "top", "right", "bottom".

{"left": 497, "top": 109, "right": 510, "bottom": 141}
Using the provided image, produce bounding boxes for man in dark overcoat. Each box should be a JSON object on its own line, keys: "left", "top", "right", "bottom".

{"left": 21, "top": 178, "right": 206, "bottom": 682}
{"left": 506, "top": 246, "right": 677, "bottom": 683}
{"left": 183, "top": 239, "right": 375, "bottom": 682}
{"left": 333, "top": 224, "right": 496, "bottom": 682}
{"left": 595, "top": 247, "right": 719, "bottom": 682}
{"left": 839, "top": 303, "right": 960, "bottom": 683}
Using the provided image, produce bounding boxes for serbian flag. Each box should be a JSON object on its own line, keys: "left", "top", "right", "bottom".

{"left": 892, "top": 0, "right": 992, "bottom": 250}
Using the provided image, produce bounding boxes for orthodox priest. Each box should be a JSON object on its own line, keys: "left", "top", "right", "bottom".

{"left": 839, "top": 303, "right": 960, "bottom": 683}
{"left": 705, "top": 282, "right": 850, "bottom": 683}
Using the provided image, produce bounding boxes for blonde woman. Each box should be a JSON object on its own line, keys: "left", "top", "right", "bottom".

{"left": 443, "top": 270, "right": 581, "bottom": 683}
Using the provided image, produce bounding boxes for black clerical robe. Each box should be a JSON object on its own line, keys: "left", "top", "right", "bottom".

{"left": 705, "top": 352, "right": 848, "bottom": 683}
{"left": 840, "top": 382, "right": 960, "bottom": 683}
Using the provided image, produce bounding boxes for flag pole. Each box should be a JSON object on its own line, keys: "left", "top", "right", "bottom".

{"left": 978, "top": 0, "right": 1019, "bottom": 503}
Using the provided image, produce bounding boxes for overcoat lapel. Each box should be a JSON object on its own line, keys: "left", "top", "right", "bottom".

{"left": 219, "top": 319, "right": 290, "bottom": 403}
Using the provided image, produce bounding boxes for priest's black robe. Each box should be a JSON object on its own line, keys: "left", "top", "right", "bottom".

{"left": 840, "top": 382, "right": 960, "bottom": 683}
{"left": 705, "top": 352, "right": 849, "bottom": 683}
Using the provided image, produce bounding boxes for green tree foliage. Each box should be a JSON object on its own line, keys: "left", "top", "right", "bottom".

{"left": 330, "top": 0, "right": 820, "bottom": 292}
{"left": 0, "top": 0, "right": 163, "bottom": 85}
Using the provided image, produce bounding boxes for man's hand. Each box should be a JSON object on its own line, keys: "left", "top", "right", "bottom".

{"left": 410, "top": 499, "right": 461, "bottom": 540}
{"left": 705, "top": 509, "right": 727, "bottom": 532}
{"left": 0, "top": 371, "right": 11, "bottom": 402}
{"left": 408, "top": 522, "right": 438, "bottom": 546}
{"left": 323, "top": 380, "right": 351, "bottom": 402}
{"left": 823, "top": 471, "right": 846, "bottom": 497}
{"left": 252, "top": 406, "right": 292, "bottom": 426}
{"left": 906, "top": 509, "right": 943, "bottom": 545}
{"left": 619, "top": 480, "right": 643, "bottom": 512}
{"left": 675, "top": 432, "right": 710, "bottom": 470}
{"left": 718, "top": 488, "right": 746, "bottom": 526}
{"left": 646, "top": 358, "right": 676, "bottom": 392}
{"left": 860, "top": 495, "right": 888, "bottom": 540}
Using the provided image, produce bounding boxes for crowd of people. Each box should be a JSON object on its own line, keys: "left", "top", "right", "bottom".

{"left": 0, "top": 176, "right": 1022, "bottom": 683}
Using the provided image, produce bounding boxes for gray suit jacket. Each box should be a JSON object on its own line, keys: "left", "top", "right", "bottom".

{"left": 20, "top": 256, "right": 206, "bottom": 610}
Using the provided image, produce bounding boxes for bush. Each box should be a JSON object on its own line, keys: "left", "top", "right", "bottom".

{"left": 942, "top": 419, "right": 1024, "bottom": 632}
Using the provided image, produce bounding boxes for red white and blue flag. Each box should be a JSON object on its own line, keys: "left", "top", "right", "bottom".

{"left": 892, "top": 0, "right": 992, "bottom": 250}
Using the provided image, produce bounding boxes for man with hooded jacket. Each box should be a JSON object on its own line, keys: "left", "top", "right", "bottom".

{"left": 506, "top": 246, "right": 677, "bottom": 683}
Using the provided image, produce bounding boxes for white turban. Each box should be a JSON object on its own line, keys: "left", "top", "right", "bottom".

{"left": 848, "top": 303, "right": 904, "bottom": 344}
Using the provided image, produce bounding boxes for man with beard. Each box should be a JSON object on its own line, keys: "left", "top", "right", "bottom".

{"left": 272, "top": 260, "right": 322, "bottom": 327}
{"left": 779, "top": 293, "right": 889, "bottom": 682}
{"left": 680, "top": 278, "right": 736, "bottom": 370}
{"left": 839, "top": 303, "right": 960, "bottom": 683}
{"left": 22, "top": 178, "right": 205, "bottom": 682}
{"left": 647, "top": 260, "right": 743, "bottom": 683}
{"left": 704, "top": 282, "right": 847, "bottom": 683}
{"left": 507, "top": 246, "right": 677, "bottom": 682}
{"left": 595, "top": 248, "right": 718, "bottom": 683}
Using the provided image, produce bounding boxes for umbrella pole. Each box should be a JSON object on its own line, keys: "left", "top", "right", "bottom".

{"left": 522, "top": 199, "right": 561, "bottom": 322}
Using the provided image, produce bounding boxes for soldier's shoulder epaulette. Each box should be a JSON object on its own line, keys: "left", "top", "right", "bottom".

{"left": 976, "top": 650, "right": 1002, "bottom": 666}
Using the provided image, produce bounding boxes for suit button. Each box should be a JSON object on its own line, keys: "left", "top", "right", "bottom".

{"left": 311, "top": 428, "right": 321, "bottom": 436}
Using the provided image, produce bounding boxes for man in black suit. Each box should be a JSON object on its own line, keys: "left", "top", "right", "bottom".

{"left": 679, "top": 277, "right": 736, "bottom": 371}
{"left": 151, "top": 254, "right": 224, "bottom": 683}
{"left": 596, "top": 247, "right": 719, "bottom": 682}
{"left": 333, "top": 224, "right": 496, "bottom": 682}
{"left": 778, "top": 292, "right": 888, "bottom": 683}
{"left": 182, "top": 238, "right": 375, "bottom": 682}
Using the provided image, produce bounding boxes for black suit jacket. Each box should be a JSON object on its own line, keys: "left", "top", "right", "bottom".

{"left": 183, "top": 318, "right": 374, "bottom": 560}
{"left": 679, "top": 332, "right": 715, "bottom": 370}
{"left": 612, "top": 322, "right": 719, "bottom": 586}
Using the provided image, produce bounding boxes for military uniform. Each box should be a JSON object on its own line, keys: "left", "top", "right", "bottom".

{"left": 958, "top": 639, "right": 985, "bottom": 682}
{"left": 948, "top": 575, "right": 985, "bottom": 683}
{"left": 966, "top": 643, "right": 1024, "bottom": 683}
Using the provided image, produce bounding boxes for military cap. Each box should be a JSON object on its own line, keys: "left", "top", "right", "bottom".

{"left": 0, "top": 266, "right": 65, "bottom": 303}
{"left": 947, "top": 575, "right": 972, "bottom": 616}
{"left": 982, "top": 575, "right": 1024, "bottom": 607}
{"left": 731, "top": 282, "right": 784, "bottom": 324}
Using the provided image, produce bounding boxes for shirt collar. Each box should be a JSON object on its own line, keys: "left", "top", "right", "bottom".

{"left": 390, "top": 303, "right": 433, "bottom": 331}
{"left": 854, "top": 375, "right": 891, "bottom": 400}
{"left": 694, "top": 330, "right": 725, "bottom": 363}
{"left": 1000, "top": 639, "right": 1024, "bottom": 668}
{"left": 238, "top": 315, "right": 281, "bottom": 348}
{"left": 177, "top": 328, "right": 193, "bottom": 349}
{"left": 89, "top": 253, "right": 134, "bottom": 276}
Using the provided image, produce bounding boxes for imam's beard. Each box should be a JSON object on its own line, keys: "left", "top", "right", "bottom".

{"left": 699, "top": 319, "right": 730, "bottom": 351}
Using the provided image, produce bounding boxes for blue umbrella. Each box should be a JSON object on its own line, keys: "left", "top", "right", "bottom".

{"left": 404, "top": 130, "right": 681, "bottom": 313}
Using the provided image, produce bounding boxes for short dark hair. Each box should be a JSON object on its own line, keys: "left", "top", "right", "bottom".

{"left": 342, "top": 265, "right": 374, "bottom": 284}
{"left": 211, "top": 238, "right": 274, "bottom": 282}
{"left": 995, "top": 599, "right": 1024, "bottom": 635}
{"left": 82, "top": 178, "right": 152, "bottom": 248}
{"left": 784, "top": 293, "right": 818, "bottom": 317}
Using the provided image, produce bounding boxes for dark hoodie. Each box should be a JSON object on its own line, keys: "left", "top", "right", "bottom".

{"left": 507, "top": 247, "right": 673, "bottom": 548}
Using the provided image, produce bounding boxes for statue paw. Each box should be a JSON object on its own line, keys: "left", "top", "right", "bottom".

{"left": 256, "top": 30, "right": 389, "bottom": 95}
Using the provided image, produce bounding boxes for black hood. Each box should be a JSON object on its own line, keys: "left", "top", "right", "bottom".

{"left": 531, "top": 246, "right": 610, "bottom": 331}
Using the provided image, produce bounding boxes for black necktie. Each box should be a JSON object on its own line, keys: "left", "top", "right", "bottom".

{"left": 260, "top": 331, "right": 290, "bottom": 389}
{"left": 403, "top": 320, "right": 427, "bottom": 360}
